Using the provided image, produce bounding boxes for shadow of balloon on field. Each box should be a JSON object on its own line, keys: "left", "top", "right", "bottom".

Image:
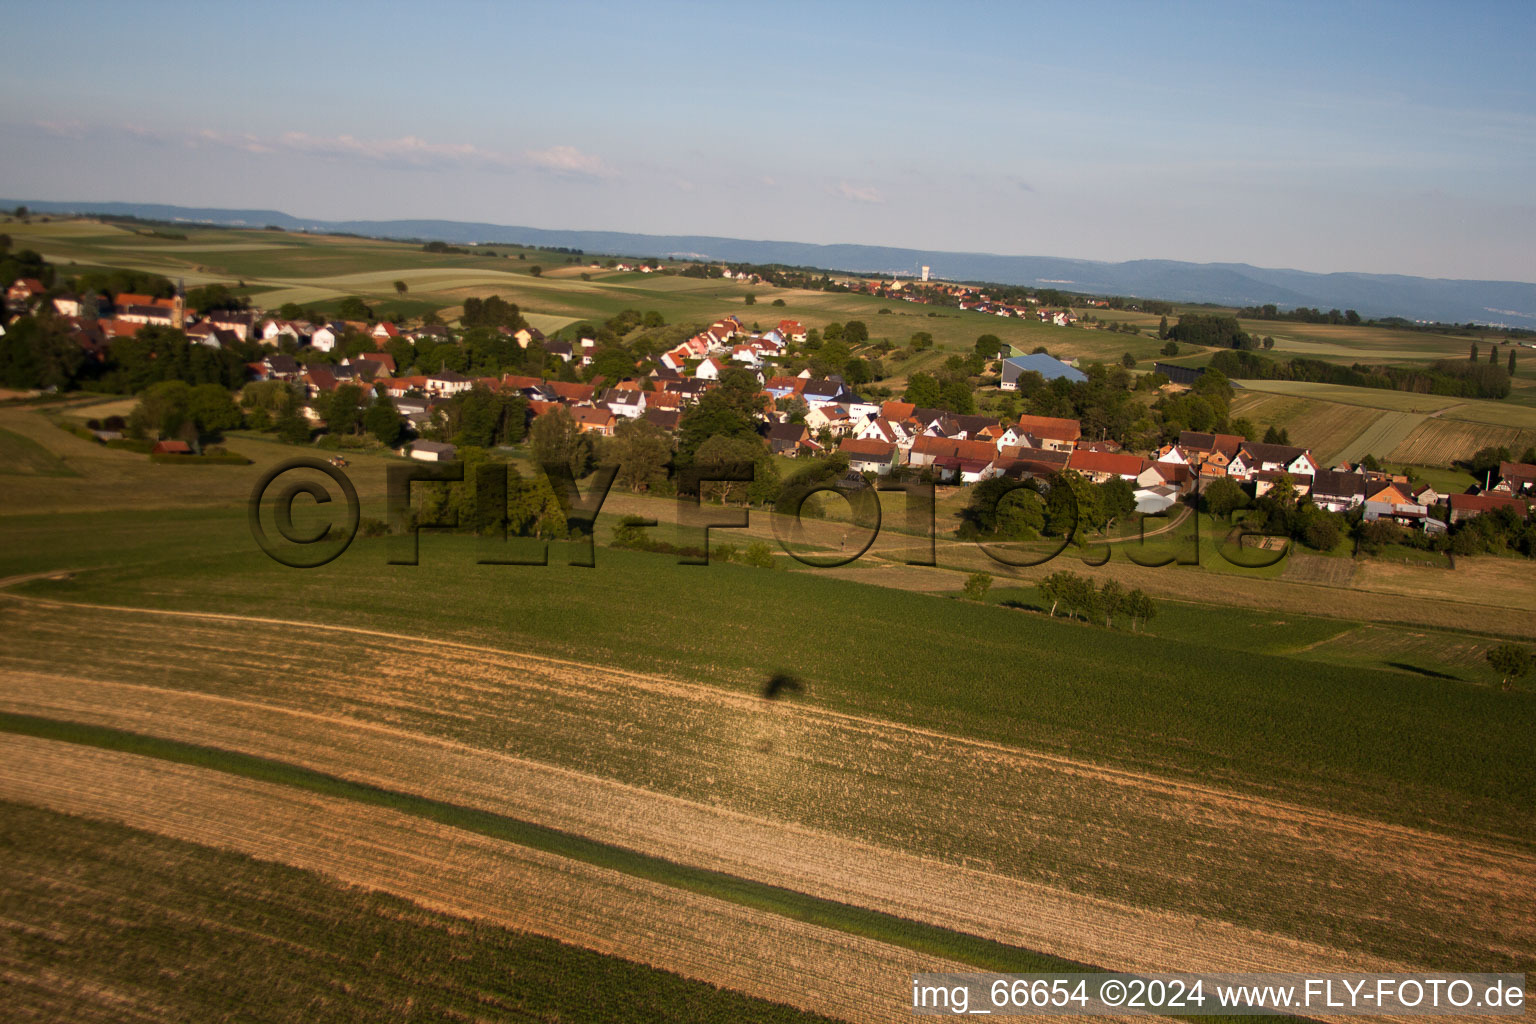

{"left": 762, "top": 672, "right": 803, "bottom": 701}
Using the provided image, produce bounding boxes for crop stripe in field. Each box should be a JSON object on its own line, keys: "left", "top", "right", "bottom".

{"left": 6, "top": 589, "right": 1528, "bottom": 856}
{"left": 0, "top": 711, "right": 1298, "bottom": 1024}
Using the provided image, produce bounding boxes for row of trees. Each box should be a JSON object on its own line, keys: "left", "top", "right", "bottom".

{"left": 1209, "top": 349, "right": 1512, "bottom": 400}
{"left": 1039, "top": 571, "right": 1157, "bottom": 630}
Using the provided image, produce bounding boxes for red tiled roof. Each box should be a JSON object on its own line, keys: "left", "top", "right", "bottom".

{"left": 838, "top": 438, "right": 896, "bottom": 459}
{"left": 1012, "top": 414, "right": 1082, "bottom": 443}
{"left": 1068, "top": 450, "right": 1147, "bottom": 477}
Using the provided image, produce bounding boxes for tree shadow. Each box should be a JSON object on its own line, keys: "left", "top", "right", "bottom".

{"left": 1386, "top": 661, "right": 1461, "bottom": 681}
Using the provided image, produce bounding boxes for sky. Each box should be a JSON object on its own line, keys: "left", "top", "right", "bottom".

{"left": 3, "top": 0, "right": 1534, "bottom": 281}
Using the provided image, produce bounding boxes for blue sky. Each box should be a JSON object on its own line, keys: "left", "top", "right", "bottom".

{"left": 3, "top": 0, "right": 1533, "bottom": 280}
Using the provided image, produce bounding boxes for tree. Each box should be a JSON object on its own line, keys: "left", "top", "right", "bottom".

{"left": 337, "top": 296, "right": 372, "bottom": 321}
{"left": 187, "top": 383, "right": 242, "bottom": 435}
{"left": 909, "top": 331, "right": 934, "bottom": 351}
{"left": 1491, "top": 345, "right": 1500, "bottom": 365}
{"left": 1486, "top": 644, "right": 1531, "bottom": 691}
{"left": 1262, "top": 425, "right": 1291, "bottom": 445}
{"left": 393, "top": 280, "right": 408, "bottom": 295}
{"left": 1470, "top": 342, "right": 1479, "bottom": 361}
{"left": 1509, "top": 349, "right": 1517, "bottom": 376}
{"left": 974, "top": 334, "right": 1003, "bottom": 359}
{"left": 276, "top": 407, "right": 312, "bottom": 444}
{"left": 529, "top": 405, "right": 593, "bottom": 478}
{"left": 1126, "top": 589, "right": 1156, "bottom": 632}
{"left": 1120, "top": 352, "right": 1136, "bottom": 369}
{"left": 1262, "top": 336, "right": 1274, "bottom": 350}
{"left": 1160, "top": 341, "right": 1179, "bottom": 356}
{"left": 744, "top": 293, "right": 756, "bottom": 305}
{"left": 903, "top": 372, "right": 942, "bottom": 408}
{"left": 1157, "top": 315, "right": 1169, "bottom": 340}
{"left": 1098, "top": 477, "right": 1137, "bottom": 528}
{"left": 1201, "top": 476, "right": 1248, "bottom": 518}
{"left": 529, "top": 266, "right": 543, "bottom": 277}
{"left": 962, "top": 572, "right": 993, "bottom": 602}
{"left": 1099, "top": 579, "right": 1127, "bottom": 628}
{"left": 605, "top": 416, "right": 672, "bottom": 492}
{"left": 364, "top": 401, "right": 402, "bottom": 447}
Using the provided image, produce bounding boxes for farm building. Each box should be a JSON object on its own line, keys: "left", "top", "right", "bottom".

{"left": 409, "top": 441, "right": 457, "bottom": 462}
{"left": 1000, "top": 353, "right": 1087, "bottom": 389}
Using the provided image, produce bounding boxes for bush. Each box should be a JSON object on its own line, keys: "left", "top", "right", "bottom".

{"left": 962, "top": 572, "right": 994, "bottom": 601}
{"left": 740, "top": 540, "right": 775, "bottom": 568}
{"left": 358, "top": 517, "right": 390, "bottom": 538}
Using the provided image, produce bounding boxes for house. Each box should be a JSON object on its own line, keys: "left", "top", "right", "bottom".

{"left": 602, "top": 389, "right": 646, "bottom": 419}
{"left": 1067, "top": 449, "right": 1147, "bottom": 483}
{"left": 804, "top": 403, "right": 854, "bottom": 437}
{"left": 51, "top": 293, "right": 83, "bottom": 317}
{"left": 426, "top": 368, "right": 472, "bottom": 397}
{"left": 355, "top": 352, "right": 396, "bottom": 375}
{"left": 1000, "top": 353, "right": 1086, "bottom": 389}
{"left": 763, "top": 421, "right": 819, "bottom": 456}
{"left": 545, "top": 340, "right": 574, "bottom": 363}
{"left": 1494, "top": 461, "right": 1536, "bottom": 496}
{"left": 310, "top": 323, "right": 344, "bottom": 353}
{"left": 1177, "top": 431, "right": 1245, "bottom": 461}
{"left": 512, "top": 326, "right": 546, "bottom": 348}
{"left": 150, "top": 439, "right": 193, "bottom": 455}
{"left": 1010, "top": 414, "right": 1082, "bottom": 452}
{"left": 695, "top": 356, "right": 727, "bottom": 381}
{"left": 1227, "top": 442, "right": 1317, "bottom": 482}
{"left": 409, "top": 440, "right": 458, "bottom": 462}
{"left": 854, "top": 417, "right": 910, "bottom": 446}
{"left": 185, "top": 323, "right": 240, "bottom": 349}
{"left": 776, "top": 320, "right": 807, "bottom": 343}
{"left": 1410, "top": 483, "right": 1444, "bottom": 508}
{"left": 207, "top": 311, "right": 254, "bottom": 341}
{"left": 568, "top": 405, "right": 617, "bottom": 436}
{"left": 838, "top": 438, "right": 898, "bottom": 475}
{"left": 1448, "top": 492, "right": 1533, "bottom": 524}
{"left": 1252, "top": 470, "right": 1311, "bottom": 498}
{"left": 370, "top": 321, "right": 400, "bottom": 342}
{"left": 642, "top": 407, "right": 681, "bottom": 431}
{"left": 908, "top": 436, "right": 998, "bottom": 472}
{"left": 801, "top": 377, "right": 855, "bottom": 406}
{"left": 1310, "top": 469, "right": 1369, "bottom": 511}
{"left": 7, "top": 277, "right": 47, "bottom": 308}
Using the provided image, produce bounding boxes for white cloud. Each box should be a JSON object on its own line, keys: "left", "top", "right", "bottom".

{"left": 830, "top": 180, "right": 883, "bottom": 204}
{"left": 42, "top": 121, "right": 617, "bottom": 180}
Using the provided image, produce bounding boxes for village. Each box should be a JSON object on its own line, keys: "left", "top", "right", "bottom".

{"left": 5, "top": 271, "right": 1535, "bottom": 549}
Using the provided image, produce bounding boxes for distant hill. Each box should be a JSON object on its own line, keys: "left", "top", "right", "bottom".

{"left": 8, "top": 198, "right": 1535, "bottom": 326}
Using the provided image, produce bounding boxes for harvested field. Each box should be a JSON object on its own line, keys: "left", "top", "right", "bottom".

{"left": 1229, "top": 393, "right": 1383, "bottom": 464}
{"left": 0, "top": 734, "right": 983, "bottom": 1024}
{"left": 1, "top": 602, "right": 1532, "bottom": 977}
{"left": 1352, "top": 556, "right": 1536, "bottom": 613}
{"left": 1387, "top": 418, "right": 1536, "bottom": 467}
{"left": 1331, "top": 410, "right": 1427, "bottom": 465}
{"left": 1279, "top": 553, "right": 1357, "bottom": 586}
{"left": 0, "top": 800, "right": 838, "bottom": 1024}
